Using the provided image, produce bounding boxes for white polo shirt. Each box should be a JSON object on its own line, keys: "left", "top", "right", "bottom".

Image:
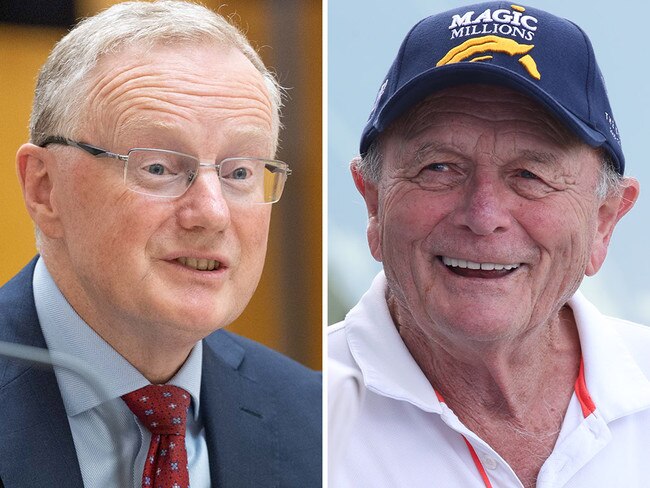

{"left": 328, "top": 272, "right": 650, "bottom": 488}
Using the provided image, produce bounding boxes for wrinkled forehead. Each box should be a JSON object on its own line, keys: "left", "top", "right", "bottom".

{"left": 386, "top": 84, "right": 581, "bottom": 150}
{"left": 85, "top": 40, "right": 271, "bottom": 110}
{"left": 79, "top": 42, "right": 274, "bottom": 147}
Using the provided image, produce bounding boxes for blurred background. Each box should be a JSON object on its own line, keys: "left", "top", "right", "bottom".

{"left": 0, "top": 0, "right": 321, "bottom": 370}
{"left": 328, "top": 0, "right": 650, "bottom": 325}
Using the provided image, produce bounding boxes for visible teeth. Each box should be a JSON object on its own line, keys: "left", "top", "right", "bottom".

{"left": 441, "top": 256, "right": 520, "bottom": 271}
{"left": 176, "top": 257, "right": 220, "bottom": 271}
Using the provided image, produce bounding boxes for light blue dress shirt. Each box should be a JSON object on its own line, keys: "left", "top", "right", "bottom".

{"left": 33, "top": 257, "right": 211, "bottom": 487}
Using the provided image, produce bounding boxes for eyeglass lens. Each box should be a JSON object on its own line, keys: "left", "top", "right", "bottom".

{"left": 125, "top": 149, "right": 287, "bottom": 202}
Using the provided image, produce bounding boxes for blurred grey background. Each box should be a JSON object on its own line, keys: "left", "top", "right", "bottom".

{"left": 328, "top": 0, "right": 650, "bottom": 325}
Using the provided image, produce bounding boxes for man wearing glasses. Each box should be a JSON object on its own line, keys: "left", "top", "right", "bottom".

{"left": 0, "top": 1, "right": 320, "bottom": 487}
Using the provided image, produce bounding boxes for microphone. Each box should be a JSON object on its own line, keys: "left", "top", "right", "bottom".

{"left": 0, "top": 340, "right": 130, "bottom": 487}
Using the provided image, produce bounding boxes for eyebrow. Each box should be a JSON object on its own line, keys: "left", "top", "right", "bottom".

{"left": 403, "top": 143, "right": 564, "bottom": 172}
{"left": 115, "top": 117, "right": 272, "bottom": 154}
{"left": 517, "top": 149, "right": 561, "bottom": 166}
{"left": 115, "top": 117, "right": 180, "bottom": 143}
{"left": 391, "top": 141, "right": 457, "bottom": 169}
{"left": 412, "top": 141, "right": 450, "bottom": 161}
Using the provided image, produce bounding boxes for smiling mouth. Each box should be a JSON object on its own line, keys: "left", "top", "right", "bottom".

{"left": 176, "top": 257, "right": 222, "bottom": 271}
{"left": 439, "top": 256, "right": 520, "bottom": 278}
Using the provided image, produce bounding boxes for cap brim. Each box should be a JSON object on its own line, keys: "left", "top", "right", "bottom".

{"left": 365, "top": 63, "right": 608, "bottom": 155}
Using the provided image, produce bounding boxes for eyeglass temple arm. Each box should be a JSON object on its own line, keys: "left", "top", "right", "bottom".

{"left": 265, "top": 163, "right": 292, "bottom": 176}
{"left": 39, "top": 137, "right": 123, "bottom": 160}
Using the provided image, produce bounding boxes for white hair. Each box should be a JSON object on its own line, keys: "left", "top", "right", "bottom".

{"left": 30, "top": 0, "right": 282, "bottom": 153}
{"left": 595, "top": 153, "right": 625, "bottom": 200}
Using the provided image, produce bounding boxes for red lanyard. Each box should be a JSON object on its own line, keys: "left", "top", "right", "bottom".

{"left": 463, "top": 436, "right": 494, "bottom": 488}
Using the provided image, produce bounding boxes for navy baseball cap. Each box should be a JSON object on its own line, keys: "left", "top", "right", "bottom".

{"left": 360, "top": 2, "right": 625, "bottom": 174}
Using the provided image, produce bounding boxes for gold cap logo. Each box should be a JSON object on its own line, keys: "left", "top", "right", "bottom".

{"left": 437, "top": 35, "right": 540, "bottom": 80}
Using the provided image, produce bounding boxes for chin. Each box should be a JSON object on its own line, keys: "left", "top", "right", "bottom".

{"left": 152, "top": 298, "right": 235, "bottom": 333}
{"left": 433, "top": 306, "right": 528, "bottom": 343}
{"left": 166, "top": 312, "right": 230, "bottom": 338}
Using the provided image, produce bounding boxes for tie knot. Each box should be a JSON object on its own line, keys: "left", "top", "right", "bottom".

{"left": 122, "top": 385, "right": 191, "bottom": 436}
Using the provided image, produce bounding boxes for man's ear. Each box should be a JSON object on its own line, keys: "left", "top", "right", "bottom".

{"left": 351, "top": 157, "right": 382, "bottom": 262}
{"left": 586, "top": 177, "right": 639, "bottom": 276}
{"left": 16, "top": 143, "right": 64, "bottom": 239}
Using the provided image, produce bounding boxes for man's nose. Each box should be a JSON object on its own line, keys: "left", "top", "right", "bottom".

{"left": 176, "top": 168, "right": 231, "bottom": 231}
{"left": 451, "top": 173, "right": 512, "bottom": 236}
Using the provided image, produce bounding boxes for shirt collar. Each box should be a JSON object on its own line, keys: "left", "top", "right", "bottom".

{"left": 345, "top": 271, "right": 443, "bottom": 413}
{"left": 569, "top": 290, "right": 650, "bottom": 421}
{"left": 33, "top": 257, "right": 202, "bottom": 420}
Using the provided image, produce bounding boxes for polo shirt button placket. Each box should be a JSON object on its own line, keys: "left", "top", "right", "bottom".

{"left": 482, "top": 456, "right": 498, "bottom": 470}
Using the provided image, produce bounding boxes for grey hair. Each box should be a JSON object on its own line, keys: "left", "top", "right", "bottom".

{"left": 356, "top": 139, "right": 383, "bottom": 183}
{"left": 596, "top": 152, "right": 624, "bottom": 200}
{"left": 30, "top": 0, "right": 282, "bottom": 154}
{"left": 358, "top": 139, "right": 624, "bottom": 200}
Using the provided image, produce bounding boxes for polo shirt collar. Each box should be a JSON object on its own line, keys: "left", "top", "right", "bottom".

{"left": 569, "top": 291, "right": 650, "bottom": 421}
{"left": 345, "top": 271, "right": 443, "bottom": 414}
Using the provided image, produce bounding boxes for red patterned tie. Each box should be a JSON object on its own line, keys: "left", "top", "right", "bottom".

{"left": 122, "top": 385, "right": 191, "bottom": 488}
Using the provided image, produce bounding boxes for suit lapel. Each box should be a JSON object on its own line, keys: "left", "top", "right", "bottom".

{"left": 0, "top": 259, "right": 84, "bottom": 488}
{"left": 201, "top": 331, "right": 280, "bottom": 487}
{"left": 0, "top": 367, "right": 84, "bottom": 487}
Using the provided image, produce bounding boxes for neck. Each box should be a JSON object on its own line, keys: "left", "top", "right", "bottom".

{"left": 394, "top": 302, "right": 581, "bottom": 488}
{"left": 396, "top": 305, "right": 580, "bottom": 414}
{"left": 99, "top": 325, "right": 195, "bottom": 384}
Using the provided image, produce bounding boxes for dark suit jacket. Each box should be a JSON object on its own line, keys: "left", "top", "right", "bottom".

{"left": 0, "top": 259, "right": 322, "bottom": 487}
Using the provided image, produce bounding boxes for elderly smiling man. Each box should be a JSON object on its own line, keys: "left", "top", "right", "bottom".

{"left": 329, "top": 3, "right": 650, "bottom": 488}
{"left": 0, "top": 1, "right": 320, "bottom": 487}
